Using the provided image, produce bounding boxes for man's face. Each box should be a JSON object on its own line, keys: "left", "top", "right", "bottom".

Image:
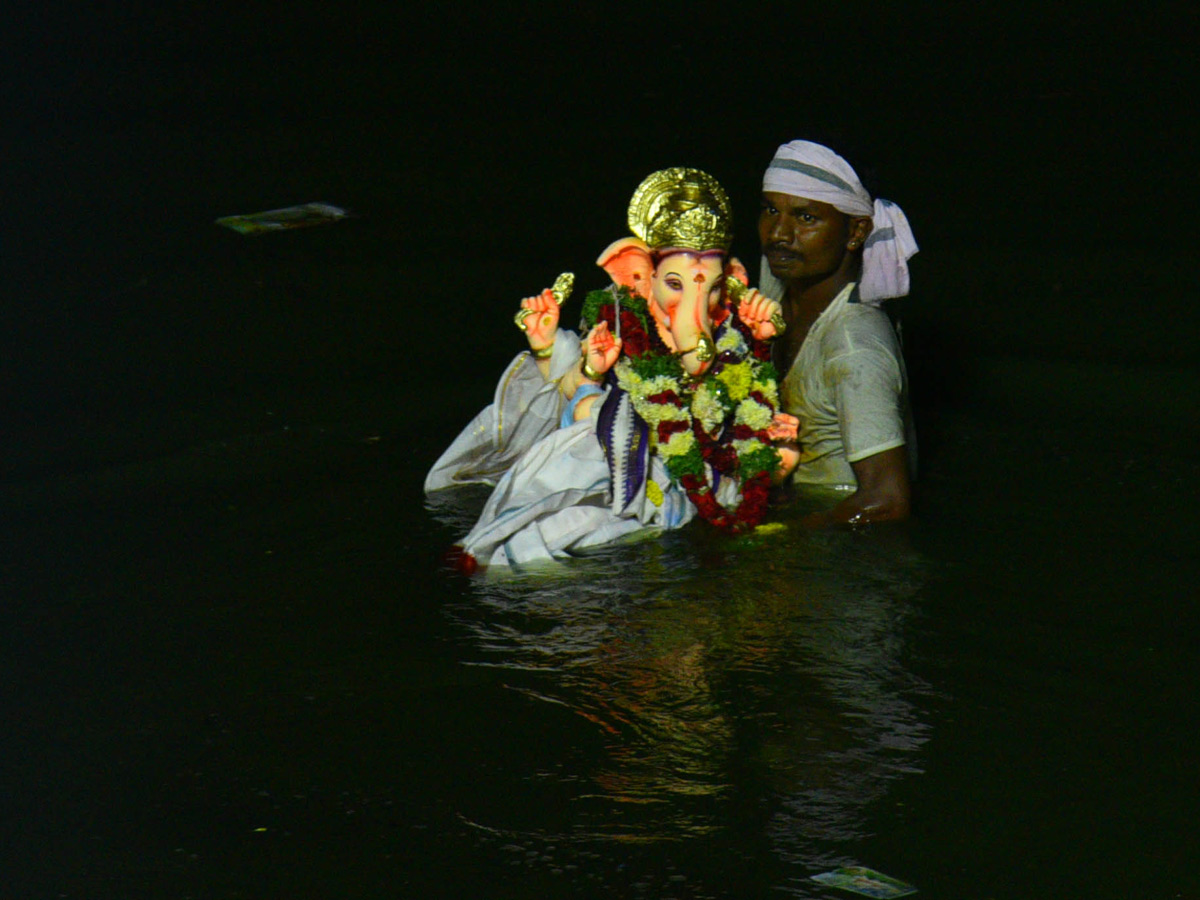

{"left": 758, "top": 192, "right": 854, "bottom": 284}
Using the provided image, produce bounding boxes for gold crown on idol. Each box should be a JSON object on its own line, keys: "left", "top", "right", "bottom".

{"left": 627, "top": 167, "right": 734, "bottom": 252}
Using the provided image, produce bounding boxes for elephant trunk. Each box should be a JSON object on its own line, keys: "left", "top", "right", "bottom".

{"left": 668, "top": 290, "right": 716, "bottom": 376}
{"left": 677, "top": 330, "right": 716, "bottom": 376}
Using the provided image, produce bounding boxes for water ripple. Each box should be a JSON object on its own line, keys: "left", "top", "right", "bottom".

{"left": 439, "top": 519, "right": 934, "bottom": 888}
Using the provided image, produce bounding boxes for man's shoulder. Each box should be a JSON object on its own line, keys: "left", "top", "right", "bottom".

{"left": 820, "top": 302, "right": 901, "bottom": 357}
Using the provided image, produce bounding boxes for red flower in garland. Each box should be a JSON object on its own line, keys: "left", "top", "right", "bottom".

{"left": 699, "top": 439, "right": 738, "bottom": 474}
{"left": 657, "top": 418, "right": 690, "bottom": 445}
{"left": 591, "top": 300, "right": 664, "bottom": 360}
{"left": 611, "top": 303, "right": 783, "bottom": 534}
{"left": 730, "top": 424, "right": 756, "bottom": 441}
{"left": 680, "top": 435, "right": 773, "bottom": 532}
{"left": 619, "top": 309, "right": 654, "bottom": 357}
{"left": 647, "top": 390, "right": 684, "bottom": 407}
{"left": 734, "top": 475, "right": 771, "bottom": 529}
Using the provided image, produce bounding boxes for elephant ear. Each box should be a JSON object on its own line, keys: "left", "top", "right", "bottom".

{"left": 596, "top": 237, "right": 653, "bottom": 300}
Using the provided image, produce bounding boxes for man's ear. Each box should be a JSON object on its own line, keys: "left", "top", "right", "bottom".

{"left": 849, "top": 216, "right": 873, "bottom": 249}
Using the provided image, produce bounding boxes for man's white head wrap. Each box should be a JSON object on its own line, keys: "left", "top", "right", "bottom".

{"left": 760, "top": 140, "right": 918, "bottom": 307}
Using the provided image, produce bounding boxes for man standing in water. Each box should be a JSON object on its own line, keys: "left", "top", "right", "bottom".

{"left": 758, "top": 140, "right": 918, "bottom": 526}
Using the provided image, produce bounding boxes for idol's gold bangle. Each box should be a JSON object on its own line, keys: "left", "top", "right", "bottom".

{"left": 580, "top": 358, "right": 604, "bottom": 381}
{"left": 531, "top": 344, "right": 554, "bottom": 359}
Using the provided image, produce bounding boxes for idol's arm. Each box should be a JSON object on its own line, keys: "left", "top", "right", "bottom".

{"left": 514, "top": 288, "right": 561, "bottom": 380}
{"left": 735, "top": 288, "right": 786, "bottom": 341}
{"left": 567, "top": 321, "right": 622, "bottom": 421}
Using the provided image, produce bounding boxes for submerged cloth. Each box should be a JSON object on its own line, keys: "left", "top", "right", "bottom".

{"left": 424, "top": 334, "right": 577, "bottom": 491}
{"left": 759, "top": 140, "right": 918, "bottom": 307}
{"left": 778, "top": 283, "right": 914, "bottom": 490}
{"left": 425, "top": 327, "right": 738, "bottom": 568}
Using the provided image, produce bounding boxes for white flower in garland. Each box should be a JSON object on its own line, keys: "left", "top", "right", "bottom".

{"left": 736, "top": 396, "right": 774, "bottom": 431}
{"left": 637, "top": 400, "right": 687, "bottom": 430}
{"left": 691, "top": 381, "right": 727, "bottom": 433}
{"left": 640, "top": 374, "right": 678, "bottom": 396}
{"left": 612, "top": 360, "right": 639, "bottom": 394}
{"left": 732, "top": 437, "right": 765, "bottom": 457}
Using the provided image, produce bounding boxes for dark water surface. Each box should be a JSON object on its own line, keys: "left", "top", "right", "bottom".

{"left": 4, "top": 6, "right": 1197, "bottom": 898}
{"left": 5, "top": 355, "right": 1196, "bottom": 898}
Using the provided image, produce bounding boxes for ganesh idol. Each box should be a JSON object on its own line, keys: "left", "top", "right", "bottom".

{"left": 425, "top": 167, "right": 799, "bottom": 571}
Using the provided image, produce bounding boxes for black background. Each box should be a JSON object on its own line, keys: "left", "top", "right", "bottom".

{"left": 4, "top": 4, "right": 1195, "bottom": 455}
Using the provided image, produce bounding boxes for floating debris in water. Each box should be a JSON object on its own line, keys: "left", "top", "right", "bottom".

{"left": 215, "top": 202, "right": 350, "bottom": 235}
{"left": 810, "top": 866, "right": 916, "bottom": 898}
{"left": 754, "top": 522, "right": 787, "bottom": 535}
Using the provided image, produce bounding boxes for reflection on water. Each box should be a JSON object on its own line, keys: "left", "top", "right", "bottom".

{"left": 431, "top": 495, "right": 933, "bottom": 893}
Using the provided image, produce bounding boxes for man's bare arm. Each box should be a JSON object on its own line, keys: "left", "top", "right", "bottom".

{"left": 802, "top": 445, "right": 911, "bottom": 527}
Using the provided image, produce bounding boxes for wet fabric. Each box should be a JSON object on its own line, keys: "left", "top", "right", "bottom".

{"left": 425, "top": 327, "right": 739, "bottom": 567}
{"left": 778, "top": 284, "right": 913, "bottom": 489}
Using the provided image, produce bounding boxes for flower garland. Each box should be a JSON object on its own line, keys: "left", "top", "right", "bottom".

{"left": 583, "top": 286, "right": 781, "bottom": 532}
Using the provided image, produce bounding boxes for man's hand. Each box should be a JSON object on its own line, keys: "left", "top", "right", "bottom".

{"left": 802, "top": 445, "right": 911, "bottom": 528}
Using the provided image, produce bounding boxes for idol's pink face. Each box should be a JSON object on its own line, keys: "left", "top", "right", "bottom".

{"left": 649, "top": 251, "right": 724, "bottom": 329}
{"left": 648, "top": 250, "right": 725, "bottom": 374}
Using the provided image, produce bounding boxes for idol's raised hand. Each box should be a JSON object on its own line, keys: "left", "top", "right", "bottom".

{"left": 583, "top": 321, "right": 622, "bottom": 380}
{"left": 736, "top": 288, "right": 786, "bottom": 341}
{"left": 514, "top": 287, "right": 560, "bottom": 354}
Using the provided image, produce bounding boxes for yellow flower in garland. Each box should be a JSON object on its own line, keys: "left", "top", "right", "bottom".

{"left": 716, "top": 362, "right": 753, "bottom": 403}
{"left": 645, "top": 480, "right": 664, "bottom": 507}
{"left": 660, "top": 428, "right": 696, "bottom": 458}
{"left": 751, "top": 374, "right": 779, "bottom": 402}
